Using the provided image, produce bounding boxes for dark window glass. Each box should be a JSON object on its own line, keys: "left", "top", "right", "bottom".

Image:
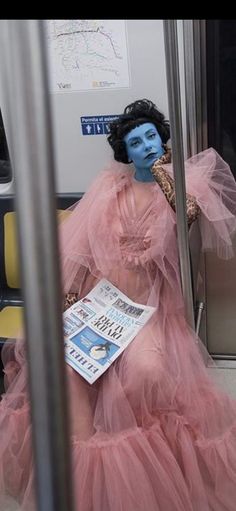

{"left": 0, "top": 109, "right": 12, "bottom": 183}
{"left": 206, "top": 20, "right": 236, "bottom": 180}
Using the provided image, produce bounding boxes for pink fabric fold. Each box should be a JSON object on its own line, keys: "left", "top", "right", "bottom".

{"left": 166, "top": 147, "right": 236, "bottom": 258}
{"left": 1, "top": 148, "right": 236, "bottom": 510}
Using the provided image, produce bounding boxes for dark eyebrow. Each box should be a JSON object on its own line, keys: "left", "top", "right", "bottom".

{"left": 127, "top": 136, "right": 140, "bottom": 143}
{"left": 145, "top": 129, "right": 156, "bottom": 135}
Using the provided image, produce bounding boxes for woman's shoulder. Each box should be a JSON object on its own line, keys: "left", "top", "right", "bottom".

{"left": 88, "top": 161, "right": 132, "bottom": 194}
{"left": 101, "top": 160, "right": 131, "bottom": 180}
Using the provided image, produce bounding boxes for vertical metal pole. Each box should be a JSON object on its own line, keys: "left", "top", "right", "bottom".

{"left": 183, "top": 20, "right": 208, "bottom": 156}
{"left": 182, "top": 20, "right": 198, "bottom": 157}
{"left": 163, "top": 20, "right": 195, "bottom": 329}
{"left": 0, "top": 20, "right": 74, "bottom": 511}
{"left": 183, "top": 20, "right": 208, "bottom": 344}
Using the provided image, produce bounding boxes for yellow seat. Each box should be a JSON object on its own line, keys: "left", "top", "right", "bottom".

{"left": 0, "top": 203, "right": 75, "bottom": 341}
{"left": 4, "top": 209, "right": 72, "bottom": 289}
{"left": 4, "top": 212, "right": 20, "bottom": 288}
{"left": 0, "top": 306, "right": 24, "bottom": 338}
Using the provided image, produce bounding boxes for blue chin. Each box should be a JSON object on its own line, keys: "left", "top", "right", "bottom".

{"left": 147, "top": 155, "right": 158, "bottom": 165}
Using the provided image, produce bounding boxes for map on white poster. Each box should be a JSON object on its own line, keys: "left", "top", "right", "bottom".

{"left": 46, "top": 19, "right": 130, "bottom": 93}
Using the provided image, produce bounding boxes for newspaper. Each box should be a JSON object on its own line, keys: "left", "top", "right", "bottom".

{"left": 63, "top": 279, "right": 156, "bottom": 384}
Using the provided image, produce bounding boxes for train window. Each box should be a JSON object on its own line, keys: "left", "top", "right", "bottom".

{"left": 206, "top": 20, "right": 236, "bottom": 180}
{"left": 0, "top": 109, "right": 12, "bottom": 183}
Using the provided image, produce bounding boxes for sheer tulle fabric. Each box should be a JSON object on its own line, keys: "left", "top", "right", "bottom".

{"left": 1, "top": 148, "right": 236, "bottom": 511}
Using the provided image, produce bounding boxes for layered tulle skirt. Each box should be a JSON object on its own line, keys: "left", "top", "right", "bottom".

{"left": 1, "top": 312, "right": 236, "bottom": 511}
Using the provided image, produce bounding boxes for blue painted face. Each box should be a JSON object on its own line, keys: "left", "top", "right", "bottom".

{"left": 124, "top": 122, "right": 164, "bottom": 182}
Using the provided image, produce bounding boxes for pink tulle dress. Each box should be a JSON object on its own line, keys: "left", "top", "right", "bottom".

{"left": 1, "top": 148, "right": 236, "bottom": 511}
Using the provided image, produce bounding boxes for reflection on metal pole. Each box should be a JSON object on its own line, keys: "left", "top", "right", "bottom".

{"left": 182, "top": 20, "right": 198, "bottom": 157}
{"left": 183, "top": 20, "right": 208, "bottom": 343}
{"left": 163, "top": 20, "right": 195, "bottom": 329}
{"left": 0, "top": 20, "right": 74, "bottom": 511}
{"left": 183, "top": 20, "right": 208, "bottom": 156}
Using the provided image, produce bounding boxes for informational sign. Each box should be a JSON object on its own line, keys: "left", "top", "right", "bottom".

{"left": 80, "top": 115, "right": 120, "bottom": 136}
{"left": 46, "top": 20, "right": 130, "bottom": 93}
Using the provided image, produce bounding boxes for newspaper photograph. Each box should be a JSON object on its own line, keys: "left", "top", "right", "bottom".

{"left": 63, "top": 279, "right": 156, "bottom": 384}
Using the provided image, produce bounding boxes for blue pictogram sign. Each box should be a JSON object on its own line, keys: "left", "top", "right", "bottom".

{"left": 80, "top": 115, "right": 120, "bottom": 135}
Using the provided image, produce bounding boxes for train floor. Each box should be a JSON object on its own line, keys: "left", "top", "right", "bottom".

{"left": 208, "top": 367, "right": 236, "bottom": 399}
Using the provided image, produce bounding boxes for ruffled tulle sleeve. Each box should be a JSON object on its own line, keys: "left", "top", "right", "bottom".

{"left": 165, "top": 148, "right": 236, "bottom": 259}
{"left": 59, "top": 162, "right": 129, "bottom": 295}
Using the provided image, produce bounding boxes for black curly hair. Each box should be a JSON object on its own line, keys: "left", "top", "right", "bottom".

{"left": 107, "top": 99, "right": 170, "bottom": 164}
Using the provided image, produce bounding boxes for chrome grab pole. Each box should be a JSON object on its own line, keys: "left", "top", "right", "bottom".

{"left": 0, "top": 20, "right": 74, "bottom": 511}
{"left": 183, "top": 20, "right": 208, "bottom": 343}
{"left": 163, "top": 20, "right": 195, "bottom": 329}
{"left": 183, "top": 20, "right": 208, "bottom": 156}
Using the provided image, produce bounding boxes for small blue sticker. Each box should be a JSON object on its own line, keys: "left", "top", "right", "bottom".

{"left": 80, "top": 115, "right": 120, "bottom": 135}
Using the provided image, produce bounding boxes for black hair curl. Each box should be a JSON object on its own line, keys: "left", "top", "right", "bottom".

{"left": 107, "top": 99, "right": 170, "bottom": 164}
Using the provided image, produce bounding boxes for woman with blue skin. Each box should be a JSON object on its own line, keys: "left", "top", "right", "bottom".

{"left": 1, "top": 99, "right": 236, "bottom": 511}
{"left": 123, "top": 119, "right": 199, "bottom": 221}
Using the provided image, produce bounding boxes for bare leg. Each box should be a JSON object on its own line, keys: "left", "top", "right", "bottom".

{"left": 66, "top": 366, "right": 95, "bottom": 440}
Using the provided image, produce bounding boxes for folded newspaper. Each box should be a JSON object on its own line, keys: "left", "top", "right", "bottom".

{"left": 63, "top": 279, "right": 156, "bottom": 384}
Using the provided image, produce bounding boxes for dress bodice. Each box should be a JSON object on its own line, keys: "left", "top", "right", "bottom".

{"left": 117, "top": 178, "right": 157, "bottom": 269}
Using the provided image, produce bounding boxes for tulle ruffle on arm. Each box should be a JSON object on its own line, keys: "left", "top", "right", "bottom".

{"left": 59, "top": 163, "right": 129, "bottom": 295}
{"left": 165, "top": 148, "right": 236, "bottom": 259}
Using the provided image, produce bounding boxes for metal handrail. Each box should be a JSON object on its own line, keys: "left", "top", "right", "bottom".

{"left": 0, "top": 20, "right": 74, "bottom": 511}
{"left": 163, "top": 20, "right": 195, "bottom": 329}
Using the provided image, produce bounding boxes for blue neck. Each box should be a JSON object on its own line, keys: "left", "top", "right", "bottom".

{"left": 133, "top": 168, "right": 155, "bottom": 182}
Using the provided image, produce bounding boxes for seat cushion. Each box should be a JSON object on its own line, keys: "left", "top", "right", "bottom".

{"left": 4, "top": 209, "right": 72, "bottom": 290}
{"left": 0, "top": 306, "right": 23, "bottom": 339}
{"left": 4, "top": 212, "right": 20, "bottom": 289}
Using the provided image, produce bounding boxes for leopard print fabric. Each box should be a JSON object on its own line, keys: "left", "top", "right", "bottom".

{"left": 63, "top": 292, "right": 80, "bottom": 312}
{"left": 151, "top": 147, "right": 200, "bottom": 226}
